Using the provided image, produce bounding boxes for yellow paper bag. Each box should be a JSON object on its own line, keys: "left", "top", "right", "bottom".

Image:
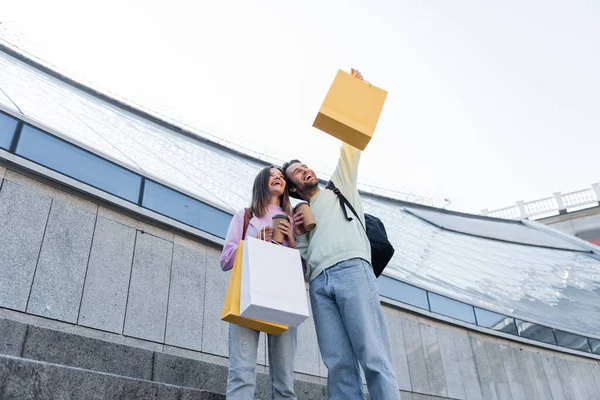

{"left": 313, "top": 69, "right": 388, "bottom": 150}
{"left": 221, "top": 240, "right": 288, "bottom": 336}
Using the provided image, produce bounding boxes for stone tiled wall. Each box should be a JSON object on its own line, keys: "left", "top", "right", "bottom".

{"left": 0, "top": 166, "right": 270, "bottom": 369}
{"left": 1, "top": 165, "right": 599, "bottom": 399}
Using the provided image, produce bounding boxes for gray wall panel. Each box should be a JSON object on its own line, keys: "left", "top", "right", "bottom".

{"left": 78, "top": 217, "right": 136, "bottom": 333}
{"left": 499, "top": 345, "right": 526, "bottom": 400}
{"left": 258, "top": 332, "right": 266, "bottom": 367}
{"left": 0, "top": 181, "right": 51, "bottom": 311}
{"left": 470, "top": 336, "right": 498, "bottom": 400}
{"left": 401, "top": 319, "right": 430, "bottom": 394}
{"left": 453, "top": 332, "right": 483, "bottom": 400}
{"left": 528, "top": 352, "right": 553, "bottom": 400}
{"left": 578, "top": 361, "right": 600, "bottom": 399}
{"left": 165, "top": 243, "right": 207, "bottom": 351}
{"left": 201, "top": 253, "right": 231, "bottom": 358}
{"left": 123, "top": 232, "right": 173, "bottom": 343}
{"left": 410, "top": 395, "right": 432, "bottom": 400}
{"left": 553, "top": 357, "right": 580, "bottom": 400}
{"left": 540, "top": 356, "right": 566, "bottom": 400}
{"left": 437, "top": 329, "right": 465, "bottom": 400}
{"left": 419, "top": 324, "right": 447, "bottom": 398}
{"left": 319, "top": 348, "right": 328, "bottom": 378}
{"left": 399, "top": 391, "right": 413, "bottom": 400}
{"left": 27, "top": 198, "right": 96, "bottom": 323}
{"left": 293, "top": 291, "right": 321, "bottom": 376}
{"left": 567, "top": 360, "right": 591, "bottom": 400}
{"left": 513, "top": 348, "right": 541, "bottom": 400}
{"left": 384, "top": 312, "right": 412, "bottom": 392}
{"left": 483, "top": 341, "right": 512, "bottom": 400}
{"left": 592, "top": 364, "right": 600, "bottom": 394}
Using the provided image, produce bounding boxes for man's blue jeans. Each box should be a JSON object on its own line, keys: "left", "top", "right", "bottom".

{"left": 309, "top": 258, "right": 400, "bottom": 399}
{"left": 226, "top": 323, "right": 297, "bottom": 399}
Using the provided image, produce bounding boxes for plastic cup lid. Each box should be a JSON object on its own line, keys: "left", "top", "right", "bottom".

{"left": 272, "top": 214, "right": 290, "bottom": 221}
{"left": 293, "top": 202, "right": 309, "bottom": 211}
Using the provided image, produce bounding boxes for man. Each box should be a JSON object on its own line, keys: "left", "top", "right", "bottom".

{"left": 282, "top": 143, "right": 400, "bottom": 400}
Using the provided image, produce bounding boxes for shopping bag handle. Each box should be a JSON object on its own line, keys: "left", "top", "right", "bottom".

{"left": 242, "top": 208, "right": 252, "bottom": 240}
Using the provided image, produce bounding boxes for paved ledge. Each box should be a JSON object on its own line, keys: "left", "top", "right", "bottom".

{"left": 21, "top": 325, "right": 155, "bottom": 380}
{"left": 0, "top": 318, "right": 27, "bottom": 357}
{"left": 0, "top": 354, "right": 223, "bottom": 400}
{"left": 0, "top": 316, "right": 329, "bottom": 399}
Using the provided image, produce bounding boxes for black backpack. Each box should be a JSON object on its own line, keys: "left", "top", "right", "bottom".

{"left": 325, "top": 181, "right": 395, "bottom": 277}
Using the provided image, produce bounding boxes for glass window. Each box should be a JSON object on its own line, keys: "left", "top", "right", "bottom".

{"left": 142, "top": 180, "right": 232, "bottom": 239}
{"left": 378, "top": 275, "right": 429, "bottom": 310}
{"left": 0, "top": 112, "right": 18, "bottom": 150}
{"left": 474, "top": 307, "right": 518, "bottom": 335}
{"left": 590, "top": 338, "right": 600, "bottom": 355}
{"left": 428, "top": 292, "right": 476, "bottom": 324}
{"left": 15, "top": 125, "right": 141, "bottom": 202}
{"left": 515, "top": 320, "right": 556, "bottom": 345}
{"left": 554, "top": 330, "right": 591, "bottom": 353}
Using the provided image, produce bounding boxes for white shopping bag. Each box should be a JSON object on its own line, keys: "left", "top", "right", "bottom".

{"left": 240, "top": 236, "right": 309, "bottom": 327}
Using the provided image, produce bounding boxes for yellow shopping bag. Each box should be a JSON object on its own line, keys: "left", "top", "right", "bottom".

{"left": 313, "top": 69, "right": 388, "bottom": 150}
{"left": 221, "top": 240, "right": 288, "bottom": 336}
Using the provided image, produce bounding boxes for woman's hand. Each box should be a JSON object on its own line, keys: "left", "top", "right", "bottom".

{"left": 257, "top": 226, "right": 273, "bottom": 242}
{"left": 292, "top": 211, "right": 307, "bottom": 236}
{"left": 278, "top": 219, "right": 296, "bottom": 248}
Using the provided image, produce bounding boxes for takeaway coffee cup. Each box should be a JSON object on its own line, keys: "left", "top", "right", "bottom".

{"left": 294, "top": 202, "right": 316, "bottom": 231}
{"left": 272, "top": 214, "right": 290, "bottom": 244}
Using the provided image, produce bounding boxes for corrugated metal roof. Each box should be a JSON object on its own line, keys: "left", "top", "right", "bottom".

{"left": 1, "top": 46, "right": 599, "bottom": 337}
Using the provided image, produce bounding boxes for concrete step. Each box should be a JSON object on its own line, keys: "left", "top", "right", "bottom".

{"left": 0, "top": 316, "right": 327, "bottom": 399}
{"left": 0, "top": 353, "right": 224, "bottom": 400}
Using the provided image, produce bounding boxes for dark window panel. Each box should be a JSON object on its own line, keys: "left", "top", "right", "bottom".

{"left": 378, "top": 275, "right": 429, "bottom": 310}
{"left": 474, "top": 307, "right": 518, "bottom": 335}
{"left": 554, "top": 330, "right": 591, "bottom": 353}
{"left": 0, "top": 112, "right": 18, "bottom": 150}
{"left": 15, "top": 125, "right": 141, "bottom": 202}
{"left": 428, "top": 292, "right": 476, "bottom": 324}
{"left": 515, "top": 320, "right": 557, "bottom": 345}
{"left": 590, "top": 338, "right": 600, "bottom": 355}
{"left": 142, "top": 180, "right": 232, "bottom": 239}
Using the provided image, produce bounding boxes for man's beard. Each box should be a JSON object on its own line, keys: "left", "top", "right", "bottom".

{"left": 300, "top": 179, "right": 319, "bottom": 192}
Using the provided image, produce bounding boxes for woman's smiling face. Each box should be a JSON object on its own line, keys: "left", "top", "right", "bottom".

{"left": 268, "top": 167, "right": 286, "bottom": 197}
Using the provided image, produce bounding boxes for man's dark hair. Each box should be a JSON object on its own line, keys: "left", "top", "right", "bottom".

{"left": 281, "top": 159, "right": 303, "bottom": 199}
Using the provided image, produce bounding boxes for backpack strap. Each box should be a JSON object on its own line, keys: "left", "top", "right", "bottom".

{"left": 242, "top": 208, "right": 252, "bottom": 240}
{"left": 326, "top": 181, "right": 366, "bottom": 232}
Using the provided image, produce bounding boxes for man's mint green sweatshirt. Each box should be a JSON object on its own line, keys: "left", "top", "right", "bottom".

{"left": 296, "top": 143, "right": 371, "bottom": 282}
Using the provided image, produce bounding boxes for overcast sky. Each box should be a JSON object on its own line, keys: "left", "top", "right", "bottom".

{"left": 2, "top": 0, "right": 599, "bottom": 213}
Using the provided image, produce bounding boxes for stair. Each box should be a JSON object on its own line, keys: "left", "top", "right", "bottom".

{"left": 0, "top": 354, "right": 222, "bottom": 400}
{"left": 0, "top": 316, "right": 328, "bottom": 399}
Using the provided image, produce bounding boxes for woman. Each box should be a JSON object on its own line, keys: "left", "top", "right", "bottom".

{"left": 220, "top": 166, "right": 297, "bottom": 400}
